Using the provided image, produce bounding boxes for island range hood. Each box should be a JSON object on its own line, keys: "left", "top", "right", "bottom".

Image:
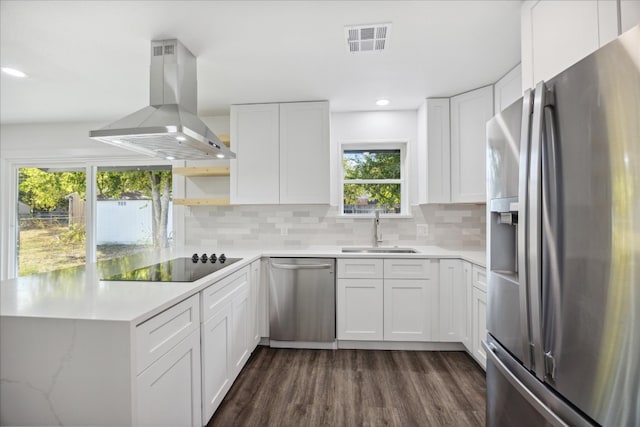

{"left": 90, "top": 39, "right": 235, "bottom": 160}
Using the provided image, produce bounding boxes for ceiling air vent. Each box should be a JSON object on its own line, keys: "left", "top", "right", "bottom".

{"left": 345, "top": 23, "right": 391, "bottom": 54}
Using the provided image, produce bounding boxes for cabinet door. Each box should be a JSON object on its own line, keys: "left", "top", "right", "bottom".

{"left": 384, "top": 278, "right": 437, "bottom": 341}
{"left": 231, "top": 283, "right": 251, "bottom": 378}
{"left": 279, "top": 101, "right": 330, "bottom": 204}
{"left": 230, "top": 103, "right": 280, "bottom": 204}
{"left": 473, "top": 265, "right": 487, "bottom": 293}
{"left": 136, "top": 329, "right": 201, "bottom": 427}
{"left": 462, "top": 261, "right": 473, "bottom": 352}
{"left": 418, "top": 98, "right": 451, "bottom": 204}
{"left": 383, "top": 259, "right": 431, "bottom": 279}
{"left": 201, "top": 300, "right": 233, "bottom": 424}
{"left": 337, "top": 278, "right": 383, "bottom": 340}
{"left": 337, "top": 258, "right": 383, "bottom": 279}
{"left": 136, "top": 295, "right": 200, "bottom": 375}
{"left": 450, "top": 85, "right": 494, "bottom": 203}
{"left": 621, "top": 1, "right": 640, "bottom": 34}
{"left": 250, "top": 260, "right": 262, "bottom": 349}
{"left": 494, "top": 64, "right": 522, "bottom": 113}
{"left": 438, "top": 260, "right": 466, "bottom": 342}
{"left": 472, "top": 287, "right": 488, "bottom": 370}
{"left": 521, "top": 0, "right": 617, "bottom": 91}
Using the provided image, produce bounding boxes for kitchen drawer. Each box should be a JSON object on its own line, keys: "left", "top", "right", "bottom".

{"left": 383, "top": 259, "right": 432, "bottom": 279}
{"left": 136, "top": 294, "right": 200, "bottom": 374}
{"left": 473, "top": 265, "right": 487, "bottom": 292}
{"left": 337, "top": 259, "right": 383, "bottom": 279}
{"left": 202, "top": 266, "right": 250, "bottom": 323}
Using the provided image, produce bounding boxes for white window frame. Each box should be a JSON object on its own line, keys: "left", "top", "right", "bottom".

{"left": 2, "top": 157, "right": 173, "bottom": 279}
{"left": 339, "top": 141, "right": 408, "bottom": 217}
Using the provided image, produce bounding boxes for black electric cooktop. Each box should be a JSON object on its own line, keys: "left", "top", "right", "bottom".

{"left": 102, "top": 255, "right": 241, "bottom": 282}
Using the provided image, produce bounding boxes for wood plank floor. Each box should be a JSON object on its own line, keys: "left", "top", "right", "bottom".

{"left": 207, "top": 346, "right": 486, "bottom": 427}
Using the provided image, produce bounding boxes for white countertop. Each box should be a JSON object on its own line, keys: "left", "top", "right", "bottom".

{"left": 0, "top": 246, "right": 485, "bottom": 324}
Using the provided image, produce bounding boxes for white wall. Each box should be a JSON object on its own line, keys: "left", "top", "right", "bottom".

{"left": 330, "top": 111, "right": 419, "bottom": 206}
{"left": 0, "top": 120, "right": 139, "bottom": 160}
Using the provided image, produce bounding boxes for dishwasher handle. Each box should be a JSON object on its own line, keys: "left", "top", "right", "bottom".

{"left": 271, "top": 263, "right": 333, "bottom": 270}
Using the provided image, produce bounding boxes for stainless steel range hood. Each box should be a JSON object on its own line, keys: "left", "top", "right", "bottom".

{"left": 89, "top": 39, "right": 235, "bottom": 160}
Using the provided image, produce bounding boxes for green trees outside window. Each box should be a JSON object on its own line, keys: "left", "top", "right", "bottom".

{"left": 343, "top": 149, "right": 403, "bottom": 214}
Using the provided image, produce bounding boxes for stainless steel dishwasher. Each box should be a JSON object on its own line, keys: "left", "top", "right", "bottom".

{"left": 269, "top": 258, "right": 335, "bottom": 347}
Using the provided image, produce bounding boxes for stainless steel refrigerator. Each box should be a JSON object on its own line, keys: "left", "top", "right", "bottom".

{"left": 485, "top": 25, "right": 639, "bottom": 426}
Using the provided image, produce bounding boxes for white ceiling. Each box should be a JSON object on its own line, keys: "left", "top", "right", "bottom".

{"left": 0, "top": 0, "right": 521, "bottom": 124}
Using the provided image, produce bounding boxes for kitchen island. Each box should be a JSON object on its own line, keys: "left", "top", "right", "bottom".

{"left": 1, "top": 246, "right": 485, "bottom": 426}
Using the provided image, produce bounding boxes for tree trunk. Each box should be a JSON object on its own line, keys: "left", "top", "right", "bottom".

{"left": 148, "top": 171, "right": 170, "bottom": 248}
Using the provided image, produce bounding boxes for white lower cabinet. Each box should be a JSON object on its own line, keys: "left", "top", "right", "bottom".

{"left": 384, "top": 278, "right": 437, "bottom": 341}
{"left": 472, "top": 287, "right": 487, "bottom": 369}
{"left": 462, "top": 261, "right": 473, "bottom": 352}
{"left": 337, "top": 278, "right": 384, "bottom": 340}
{"left": 337, "top": 258, "right": 436, "bottom": 342}
{"left": 200, "top": 265, "right": 253, "bottom": 424}
{"left": 231, "top": 283, "right": 251, "bottom": 376}
{"left": 249, "top": 260, "right": 262, "bottom": 348}
{"left": 201, "top": 299, "right": 233, "bottom": 423}
{"left": 438, "top": 259, "right": 467, "bottom": 342}
{"left": 136, "top": 328, "right": 202, "bottom": 427}
{"left": 471, "top": 265, "right": 488, "bottom": 369}
{"left": 337, "top": 257, "right": 487, "bottom": 368}
{"left": 135, "top": 294, "right": 202, "bottom": 427}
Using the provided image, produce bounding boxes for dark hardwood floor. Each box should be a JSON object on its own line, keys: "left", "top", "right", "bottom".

{"left": 207, "top": 346, "right": 486, "bottom": 427}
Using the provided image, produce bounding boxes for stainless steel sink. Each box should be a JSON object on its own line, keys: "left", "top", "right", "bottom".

{"left": 341, "top": 247, "right": 418, "bottom": 254}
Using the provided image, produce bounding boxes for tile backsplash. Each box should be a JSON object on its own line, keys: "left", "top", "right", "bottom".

{"left": 184, "top": 204, "right": 485, "bottom": 250}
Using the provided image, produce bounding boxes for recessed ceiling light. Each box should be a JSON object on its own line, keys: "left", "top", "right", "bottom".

{"left": 1, "top": 67, "right": 27, "bottom": 78}
{"left": 176, "top": 136, "right": 186, "bottom": 141}
{"left": 376, "top": 99, "right": 390, "bottom": 106}
{"left": 165, "top": 156, "right": 175, "bottom": 160}
{"left": 216, "top": 154, "right": 225, "bottom": 159}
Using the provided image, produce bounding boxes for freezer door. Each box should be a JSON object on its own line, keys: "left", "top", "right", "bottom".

{"left": 485, "top": 335, "right": 595, "bottom": 427}
{"left": 537, "top": 25, "right": 640, "bottom": 426}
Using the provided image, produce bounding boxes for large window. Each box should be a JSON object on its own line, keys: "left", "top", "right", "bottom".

{"left": 17, "top": 167, "right": 87, "bottom": 276}
{"left": 96, "top": 165, "right": 173, "bottom": 262}
{"left": 341, "top": 144, "right": 406, "bottom": 215}
{"left": 14, "top": 163, "right": 172, "bottom": 276}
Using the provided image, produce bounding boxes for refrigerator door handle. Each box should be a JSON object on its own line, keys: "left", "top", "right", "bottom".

{"left": 529, "top": 80, "right": 548, "bottom": 380}
{"left": 541, "top": 99, "right": 562, "bottom": 385}
{"left": 484, "top": 341, "right": 569, "bottom": 427}
{"left": 518, "top": 88, "right": 534, "bottom": 370}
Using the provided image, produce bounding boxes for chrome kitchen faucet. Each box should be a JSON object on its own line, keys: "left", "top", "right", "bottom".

{"left": 372, "top": 210, "right": 383, "bottom": 247}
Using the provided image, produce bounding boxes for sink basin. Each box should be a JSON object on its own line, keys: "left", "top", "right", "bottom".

{"left": 341, "top": 247, "right": 418, "bottom": 254}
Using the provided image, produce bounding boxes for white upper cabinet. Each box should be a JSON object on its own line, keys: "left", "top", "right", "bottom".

{"left": 450, "top": 85, "right": 494, "bottom": 203}
{"left": 279, "top": 102, "right": 330, "bottom": 204}
{"left": 230, "top": 104, "right": 280, "bottom": 204}
{"left": 230, "top": 101, "right": 330, "bottom": 205}
{"left": 418, "top": 87, "right": 493, "bottom": 204}
{"left": 521, "top": 0, "right": 638, "bottom": 91}
{"left": 494, "top": 64, "right": 522, "bottom": 113}
{"left": 621, "top": 1, "right": 640, "bottom": 34}
{"left": 417, "top": 98, "right": 451, "bottom": 204}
